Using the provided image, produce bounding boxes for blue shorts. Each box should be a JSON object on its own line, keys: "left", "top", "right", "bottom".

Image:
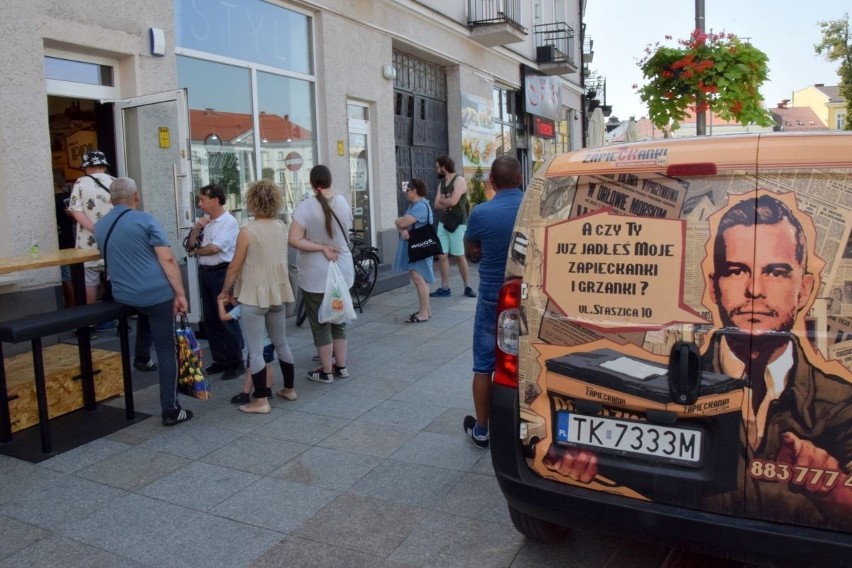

{"left": 472, "top": 288, "right": 498, "bottom": 374}
{"left": 437, "top": 222, "right": 466, "bottom": 256}
{"left": 246, "top": 343, "right": 275, "bottom": 367}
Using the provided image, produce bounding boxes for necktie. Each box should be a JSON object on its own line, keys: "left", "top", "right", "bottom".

{"left": 749, "top": 362, "right": 767, "bottom": 415}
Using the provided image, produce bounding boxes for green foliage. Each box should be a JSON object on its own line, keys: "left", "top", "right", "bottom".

{"left": 636, "top": 30, "right": 774, "bottom": 132}
{"left": 468, "top": 166, "right": 486, "bottom": 209}
{"left": 815, "top": 14, "right": 852, "bottom": 130}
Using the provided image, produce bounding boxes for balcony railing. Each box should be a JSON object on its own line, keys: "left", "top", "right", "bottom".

{"left": 468, "top": 0, "right": 523, "bottom": 28}
{"left": 534, "top": 22, "right": 577, "bottom": 75}
{"left": 583, "top": 35, "right": 594, "bottom": 63}
{"left": 467, "top": 0, "right": 526, "bottom": 46}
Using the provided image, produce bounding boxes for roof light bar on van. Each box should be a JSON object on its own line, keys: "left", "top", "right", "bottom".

{"left": 494, "top": 278, "right": 522, "bottom": 389}
{"left": 666, "top": 163, "right": 718, "bottom": 177}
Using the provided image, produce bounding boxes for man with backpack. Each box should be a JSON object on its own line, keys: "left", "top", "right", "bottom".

{"left": 431, "top": 155, "right": 476, "bottom": 298}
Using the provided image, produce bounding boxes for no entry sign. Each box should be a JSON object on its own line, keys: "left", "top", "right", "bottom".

{"left": 285, "top": 152, "right": 303, "bottom": 171}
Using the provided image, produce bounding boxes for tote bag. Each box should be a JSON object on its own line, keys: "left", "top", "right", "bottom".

{"left": 407, "top": 202, "right": 443, "bottom": 262}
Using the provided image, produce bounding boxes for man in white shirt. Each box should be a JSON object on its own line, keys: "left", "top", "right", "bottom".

{"left": 68, "top": 150, "right": 114, "bottom": 305}
{"left": 187, "top": 184, "right": 244, "bottom": 380}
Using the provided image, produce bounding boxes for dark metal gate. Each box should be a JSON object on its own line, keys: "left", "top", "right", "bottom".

{"left": 393, "top": 51, "right": 448, "bottom": 214}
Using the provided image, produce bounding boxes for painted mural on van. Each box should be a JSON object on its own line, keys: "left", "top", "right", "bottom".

{"left": 510, "top": 140, "right": 852, "bottom": 532}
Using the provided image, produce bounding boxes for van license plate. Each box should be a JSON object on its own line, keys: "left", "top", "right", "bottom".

{"left": 556, "top": 412, "right": 702, "bottom": 465}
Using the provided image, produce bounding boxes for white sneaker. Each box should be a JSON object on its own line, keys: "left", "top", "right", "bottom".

{"left": 307, "top": 368, "right": 334, "bottom": 384}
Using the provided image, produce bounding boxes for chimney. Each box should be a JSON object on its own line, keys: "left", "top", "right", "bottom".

{"left": 815, "top": 83, "right": 824, "bottom": 87}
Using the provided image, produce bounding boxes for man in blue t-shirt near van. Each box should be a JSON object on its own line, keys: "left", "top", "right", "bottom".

{"left": 462, "top": 155, "right": 523, "bottom": 448}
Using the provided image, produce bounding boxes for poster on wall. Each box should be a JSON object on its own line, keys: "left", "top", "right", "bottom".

{"left": 461, "top": 92, "right": 499, "bottom": 171}
{"left": 510, "top": 141, "right": 852, "bottom": 534}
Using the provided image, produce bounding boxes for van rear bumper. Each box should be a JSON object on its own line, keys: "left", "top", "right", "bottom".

{"left": 489, "top": 384, "right": 852, "bottom": 566}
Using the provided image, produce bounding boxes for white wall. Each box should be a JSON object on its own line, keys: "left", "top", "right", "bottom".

{"left": 0, "top": 0, "right": 175, "bottom": 294}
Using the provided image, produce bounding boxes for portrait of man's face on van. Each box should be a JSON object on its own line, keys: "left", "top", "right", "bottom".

{"left": 711, "top": 213, "right": 813, "bottom": 336}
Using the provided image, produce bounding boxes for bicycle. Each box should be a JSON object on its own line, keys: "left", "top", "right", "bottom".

{"left": 295, "top": 228, "right": 380, "bottom": 326}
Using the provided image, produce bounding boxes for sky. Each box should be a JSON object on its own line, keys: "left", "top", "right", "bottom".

{"left": 584, "top": 0, "right": 848, "bottom": 121}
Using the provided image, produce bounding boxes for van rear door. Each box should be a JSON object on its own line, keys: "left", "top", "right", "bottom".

{"left": 734, "top": 133, "right": 852, "bottom": 533}
{"left": 519, "top": 137, "right": 764, "bottom": 517}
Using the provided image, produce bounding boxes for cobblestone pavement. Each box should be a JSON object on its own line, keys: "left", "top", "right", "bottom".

{"left": 0, "top": 267, "right": 770, "bottom": 567}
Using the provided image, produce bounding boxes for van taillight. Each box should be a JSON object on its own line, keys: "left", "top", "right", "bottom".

{"left": 494, "top": 278, "right": 522, "bottom": 388}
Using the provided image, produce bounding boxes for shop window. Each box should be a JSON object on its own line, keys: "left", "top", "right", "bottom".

{"left": 44, "top": 57, "right": 113, "bottom": 86}
{"left": 257, "top": 71, "right": 316, "bottom": 219}
{"left": 178, "top": 56, "right": 255, "bottom": 224}
{"left": 174, "top": 0, "right": 312, "bottom": 75}
{"left": 493, "top": 86, "right": 517, "bottom": 157}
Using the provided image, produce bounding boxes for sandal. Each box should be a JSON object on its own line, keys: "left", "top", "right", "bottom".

{"left": 405, "top": 312, "right": 429, "bottom": 323}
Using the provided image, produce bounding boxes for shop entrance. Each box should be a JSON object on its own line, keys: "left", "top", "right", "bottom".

{"left": 47, "top": 96, "right": 117, "bottom": 307}
{"left": 46, "top": 91, "right": 198, "bottom": 321}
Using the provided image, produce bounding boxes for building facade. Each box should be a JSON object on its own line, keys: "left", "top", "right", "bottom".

{"left": 792, "top": 84, "right": 848, "bottom": 130}
{"left": 0, "top": 0, "right": 586, "bottom": 321}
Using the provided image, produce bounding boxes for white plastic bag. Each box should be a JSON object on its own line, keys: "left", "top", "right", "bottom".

{"left": 318, "top": 260, "right": 357, "bottom": 324}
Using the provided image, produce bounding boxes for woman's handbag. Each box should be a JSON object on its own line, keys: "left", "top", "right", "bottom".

{"left": 318, "top": 260, "right": 357, "bottom": 324}
{"left": 407, "top": 203, "right": 443, "bottom": 262}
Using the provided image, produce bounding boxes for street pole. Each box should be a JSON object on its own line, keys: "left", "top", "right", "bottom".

{"left": 695, "top": 0, "right": 706, "bottom": 135}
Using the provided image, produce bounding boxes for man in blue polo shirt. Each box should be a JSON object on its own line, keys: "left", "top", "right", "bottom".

{"left": 462, "top": 155, "right": 523, "bottom": 448}
{"left": 94, "top": 177, "right": 193, "bottom": 427}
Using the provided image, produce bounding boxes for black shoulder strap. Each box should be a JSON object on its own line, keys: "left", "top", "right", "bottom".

{"left": 319, "top": 195, "right": 349, "bottom": 245}
{"left": 418, "top": 199, "right": 432, "bottom": 225}
{"left": 102, "top": 209, "right": 132, "bottom": 269}
{"left": 87, "top": 174, "right": 112, "bottom": 193}
{"left": 441, "top": 174, "right": 460, "bottom": 194}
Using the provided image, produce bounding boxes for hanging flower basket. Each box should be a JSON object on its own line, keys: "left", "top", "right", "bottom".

{"left": 636, "top": 29, "right": 774, "bottom": 131}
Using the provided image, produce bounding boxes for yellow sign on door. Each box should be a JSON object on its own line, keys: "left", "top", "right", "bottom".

{"left": 159, "top": 127, "right": 171, "bottom": 149}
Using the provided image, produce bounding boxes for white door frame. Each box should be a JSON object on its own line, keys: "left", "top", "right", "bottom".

{"left": 111, "top": 90, "right": 201, "bottom": 322}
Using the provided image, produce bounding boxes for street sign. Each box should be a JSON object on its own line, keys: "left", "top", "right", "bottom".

{"left": 285, "top": 152, "right": 303, "bottom": 171}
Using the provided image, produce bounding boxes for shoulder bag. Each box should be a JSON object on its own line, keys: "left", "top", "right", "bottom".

{"left": 407, "top": 201, "right": 443, "bottom": 262}
{"left": 100, "top": 208, "right": 132, "bottom": 302}
{"left": 439, "top": 174, "right": 463, "bottom": 233}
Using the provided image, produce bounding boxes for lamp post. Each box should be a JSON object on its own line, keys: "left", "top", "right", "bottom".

{"left": 695, "top": 0, "right": 706, "bottom": 135}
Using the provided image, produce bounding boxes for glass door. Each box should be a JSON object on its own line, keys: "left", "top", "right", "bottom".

{"left": 112, "top": 90, "right": 200, "bottom": 321}
{"left": 347, "top": 102, "right": 373, "bottom": 246}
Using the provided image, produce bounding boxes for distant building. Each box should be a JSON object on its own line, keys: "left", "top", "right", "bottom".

{"left": 770, "top": 100, "right": 828, "bottom": 132}
{"left": 672, "top": 110, "right": 773, "bottom": 137}
{"left": 792, "top": 84, "right": 847, "bottom": 130}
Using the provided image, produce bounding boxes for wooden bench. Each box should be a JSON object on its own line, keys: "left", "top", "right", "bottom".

{"left": 0, "top": 302, "right": 135, "bottom": 453}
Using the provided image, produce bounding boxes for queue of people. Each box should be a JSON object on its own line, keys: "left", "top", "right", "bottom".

{"left": 81, "top": 148, "right": 508, "bottom": 452}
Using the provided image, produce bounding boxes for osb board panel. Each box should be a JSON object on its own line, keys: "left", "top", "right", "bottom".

{"left": 4, "top": 344, "right": 124, "bottom": 432}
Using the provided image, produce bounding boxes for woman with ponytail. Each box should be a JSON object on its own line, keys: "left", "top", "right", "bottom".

{"left": 219, "top": 179, "right": 296, "bottom": 413}
{"left": 288, "top": 165, "right": 354, "bottom": 384}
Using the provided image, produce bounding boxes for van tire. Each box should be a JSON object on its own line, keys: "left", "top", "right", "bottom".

{"left": 509, "top": 505, "right": 570, "bottom": 542}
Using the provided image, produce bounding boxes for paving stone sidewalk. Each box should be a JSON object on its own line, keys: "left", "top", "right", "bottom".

{"left": 0, "top": 266, "right": 746, "bottom": 567}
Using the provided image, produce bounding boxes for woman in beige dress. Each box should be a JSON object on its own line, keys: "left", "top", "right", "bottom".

{"left": 220, "top": 180, "right": 296, "bottom": 413}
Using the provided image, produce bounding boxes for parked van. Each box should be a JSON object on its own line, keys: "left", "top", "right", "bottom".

{"left": 491, "top": 133, "right": 852, "bottom": 566}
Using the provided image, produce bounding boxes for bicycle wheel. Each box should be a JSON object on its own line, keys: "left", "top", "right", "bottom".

{"left": 351, "top": 250, "right": 379, "bottom": 308}
{"left": 295, "top": 294, "right": 307, "bottom": 327}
